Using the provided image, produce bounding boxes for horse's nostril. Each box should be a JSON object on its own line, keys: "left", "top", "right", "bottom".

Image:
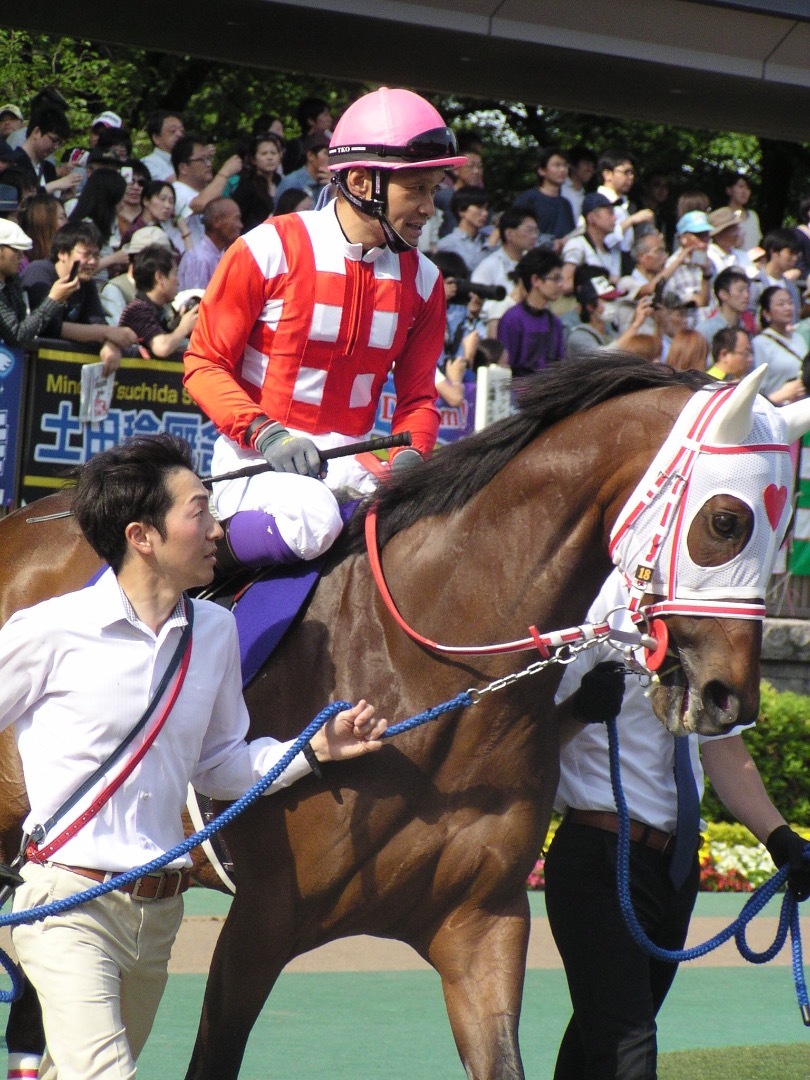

{"left": 703, "top": 680, "right": 732, "bottom": 717}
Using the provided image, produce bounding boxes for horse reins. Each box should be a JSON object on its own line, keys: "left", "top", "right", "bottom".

{"left": 365, "top": 382, "right": 782, "bottom": 668}
{"left": 364, "top": 508, "right": 657, "bottom": 660}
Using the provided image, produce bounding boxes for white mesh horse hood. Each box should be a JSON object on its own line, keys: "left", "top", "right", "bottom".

{"left": 609, "top": 367, "right": 810, "bottom": 620}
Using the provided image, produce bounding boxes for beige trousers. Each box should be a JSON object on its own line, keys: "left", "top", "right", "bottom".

{"left": 12, "top": 862, "right": 183, "bottom": 1079}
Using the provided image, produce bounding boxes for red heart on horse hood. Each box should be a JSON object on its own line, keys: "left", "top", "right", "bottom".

{"left": 763, "top": 483, "right": 788, "bottom": 531}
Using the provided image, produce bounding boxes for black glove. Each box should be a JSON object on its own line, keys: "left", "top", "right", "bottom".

{"left": 766, "top": 824, "right": 810, "bottom": 902}
{"left": 390, "top": 448, "right": 423, "bottom": 474}
{"left": 571, "top": 661, "right": 626, "bottom": 724}
{"left": 254, "top": 421, "right": 323, "bottom": 479}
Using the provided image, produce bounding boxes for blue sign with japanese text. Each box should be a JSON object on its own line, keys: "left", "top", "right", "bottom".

{"left": 0, "top": 344, "right": 26, "bottom": 507}
{"left": 20, "top": 341, "right": 216, "bottom": 506}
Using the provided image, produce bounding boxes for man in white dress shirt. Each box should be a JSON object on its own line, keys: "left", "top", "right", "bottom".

{"left": 5, "top": 433, "right": 386, "bottom": 1079}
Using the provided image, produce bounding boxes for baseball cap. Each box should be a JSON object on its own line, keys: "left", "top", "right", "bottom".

{"left": 91, "top": 110, "right": 123, "bottom": 130}
{"left": 576, "top": 274, "right": 625, "bottom": 305}
{"left": 123, "top": 226, "right": 173, "bottom": 254}
{"left": 582, "top": 192, "right": 615, "bottom": 216}
{"left": 0, "top": 104, "right": 22, "bottom": 121}
{"left": 0, "top": 219, "right": 33, "bottom": 250}
{"left": 676, "top": 210, "right": 712, "bottom": 236}
{"left": 0, "top": 184, "right": 19, "bottom": 213}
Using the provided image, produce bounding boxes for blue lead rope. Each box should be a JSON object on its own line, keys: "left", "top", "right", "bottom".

{"left": 607, "top": 717, "right": 810, "bottom": 1025}
{"left": 0, "top": 691, "right": 473, "bottom": 1003}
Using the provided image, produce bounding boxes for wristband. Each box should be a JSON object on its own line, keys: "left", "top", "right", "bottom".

{"left": 301, "top": 741, "right": 323, "bottom": 778}
{"left": 245, "top": 414, "right": 272, "bottom": 447}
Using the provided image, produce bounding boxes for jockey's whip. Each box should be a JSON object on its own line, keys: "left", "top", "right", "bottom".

{"left": 24, "top": 433, "right": 413, "bottom": 522}
{"left": 200, "top": 431, "right": 412, "bottom": 487}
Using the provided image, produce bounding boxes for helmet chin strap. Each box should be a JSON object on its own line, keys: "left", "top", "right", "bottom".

{"left": 333, "top": 170, "right": 414, "bottom": 254}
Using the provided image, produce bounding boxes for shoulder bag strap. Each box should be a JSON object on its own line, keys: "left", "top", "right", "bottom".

{"left": 26, "top": 597, "right": 194, "bottom": 862}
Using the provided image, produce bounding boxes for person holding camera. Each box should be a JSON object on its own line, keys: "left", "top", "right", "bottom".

{"left": 433, "top": 250, "right": 501, "bottom": 363}
{"left": 565, "top": 267, "right": 652, "bottom": 361}
{"left": 0, "top": 218, "right": 79, "bottom": 349}
{"left": 119, "top": 245, "right": 199, "bottom": 360}
{"left": 663, "top": 211, "right": 714, "bottom": 308}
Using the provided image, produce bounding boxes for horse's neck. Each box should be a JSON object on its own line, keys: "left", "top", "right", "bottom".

{"left": 383, "top": 387, "right": 688, "bottom": 654}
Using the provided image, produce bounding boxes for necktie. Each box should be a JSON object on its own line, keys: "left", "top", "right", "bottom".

{"left": 669, "top": 735, "right": 701, "bottom": 889}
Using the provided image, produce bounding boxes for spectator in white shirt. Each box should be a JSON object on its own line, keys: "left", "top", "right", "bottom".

{"left": 596, "top": 149, "right": 655, "bottom": 257}
{"left": 664, "top": 211, "right": 713, "bottom": 309}
{"left": 171, "top": 135, "right": 242, "bottom": 247}
{"left": 561, "top": 145, "right": 597, "bottom": 222}
{"left": 471, "top": 208, "right": 538, "bottom": 322}
{"left": 706, "top": 207, "right": 751, "bottom": 276}
{"left": 562, "top": 192, "right": 621, "bottom": 295}
{"left": 140, "top": 110, "right": 185, "bottom": 183}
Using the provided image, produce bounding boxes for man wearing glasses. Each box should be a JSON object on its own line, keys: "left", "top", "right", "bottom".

{"left": 496, "top": 248, "right": 566, "bottom": 377}
{"left": 596, "top": 150, "right": 655, "bottom": 260}
{"left": 11, "top": 105, "right": 80, "bottom": 199}
{"left": 171, "top": 135, "right": 242, "bottom": 247}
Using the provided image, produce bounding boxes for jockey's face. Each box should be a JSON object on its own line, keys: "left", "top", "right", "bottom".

{"left": 383, "top": 167, "right": 446, "bottom": 248}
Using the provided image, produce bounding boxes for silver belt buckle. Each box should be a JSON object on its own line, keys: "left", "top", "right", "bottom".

{"left": 129, "top": 874, "right": 152, "bottom": 901}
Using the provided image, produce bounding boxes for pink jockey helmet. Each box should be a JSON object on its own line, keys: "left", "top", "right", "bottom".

{"left": 328, "top": 88, "right": 467, "bottom": 172}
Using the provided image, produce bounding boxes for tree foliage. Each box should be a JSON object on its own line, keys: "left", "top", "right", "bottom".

{"left": 1, "top": 31, "right": 809, "bottom": 227}
{"left": 702, "top": 682, "right": 810, "bottom": 827}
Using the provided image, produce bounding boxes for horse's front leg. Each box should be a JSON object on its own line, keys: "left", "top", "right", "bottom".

{"left": 183, "top": 895, "right": 290, "bottom": 1080}
{"left": 422, "top": 892, "right": 530, "bottom": 1080}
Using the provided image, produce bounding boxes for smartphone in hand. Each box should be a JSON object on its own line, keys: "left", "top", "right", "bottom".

{"left": 67, "top": 260, "right": 81, "bottom": 281}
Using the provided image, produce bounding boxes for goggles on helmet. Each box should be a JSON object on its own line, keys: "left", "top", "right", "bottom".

{"left": 328, "top": 127, "right": 460, "bottom": 169}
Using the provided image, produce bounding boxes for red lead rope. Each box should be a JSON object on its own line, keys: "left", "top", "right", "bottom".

{"left": 364, "top": 506, "right": 621, "bottom": 657}
{"left": 27, "top": 632, "right": 194, "bottom": 864}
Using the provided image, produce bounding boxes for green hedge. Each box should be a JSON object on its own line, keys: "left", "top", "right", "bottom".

{"left": 702, "top": 681, "right": 810, "bottom": 827}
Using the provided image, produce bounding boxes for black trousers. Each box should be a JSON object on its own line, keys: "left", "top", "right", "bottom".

{"left": 544, "top": 820, "right": 699, "bottom": 1080}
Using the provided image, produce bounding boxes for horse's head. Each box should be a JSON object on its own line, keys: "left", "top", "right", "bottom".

{"left": 611, "top": 367, "right": 810, "bottom": 736}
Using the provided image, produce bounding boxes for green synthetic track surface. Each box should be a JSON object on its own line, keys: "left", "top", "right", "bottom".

{"left": 132, "top": 889, "right": 810, "bottom": 1078}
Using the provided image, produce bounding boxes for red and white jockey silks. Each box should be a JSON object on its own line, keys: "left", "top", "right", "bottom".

{"left": 183, "top": 200, "right": 444, "bottom": 457}
{"left": 609, "top": 370, "right": 796, "bottom": 621}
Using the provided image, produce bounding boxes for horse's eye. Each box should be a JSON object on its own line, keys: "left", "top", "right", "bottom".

{"left": 712, "top": 512, "right": 741, "bottom": 539}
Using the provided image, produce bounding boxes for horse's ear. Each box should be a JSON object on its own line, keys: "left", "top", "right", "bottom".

{"left": 780, "top": 396, "right": 810, "bottom": 444}
{"left": 707, "top": 366, "right": 767, "bottom": 445}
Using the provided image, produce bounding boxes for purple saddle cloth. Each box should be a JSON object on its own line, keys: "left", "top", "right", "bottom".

{"left": 233, "top": 557, "right": 324, "bottom": 687}
{"left": 233, "top": 498, "right": 359, "bottom": 687}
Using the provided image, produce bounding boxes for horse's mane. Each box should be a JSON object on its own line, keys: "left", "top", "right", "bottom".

{"left": 345, "top": 354, "right": 712, "bottom": 551}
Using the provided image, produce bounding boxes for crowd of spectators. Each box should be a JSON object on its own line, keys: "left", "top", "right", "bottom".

{"left": 1, "top": 87, "right": 809, "bottom": 403}
{"left": 426, "top": 141, "right": 810, "bottom": 407}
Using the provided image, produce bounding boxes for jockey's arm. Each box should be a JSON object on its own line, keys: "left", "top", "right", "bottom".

{"left": 389, "top": 266, "right": 444, "bottom": 459}
{"left": 183, "top": 236, "right": 275, "bottom": 449}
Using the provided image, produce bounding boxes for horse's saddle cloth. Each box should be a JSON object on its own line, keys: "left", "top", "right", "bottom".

{"left": 203, "top": 557, "right": 326, "bottom": 688}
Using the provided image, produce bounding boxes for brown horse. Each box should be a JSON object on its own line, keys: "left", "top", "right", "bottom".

{"left": 0, "top": 356, "right": 802, "bottom": 1078}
